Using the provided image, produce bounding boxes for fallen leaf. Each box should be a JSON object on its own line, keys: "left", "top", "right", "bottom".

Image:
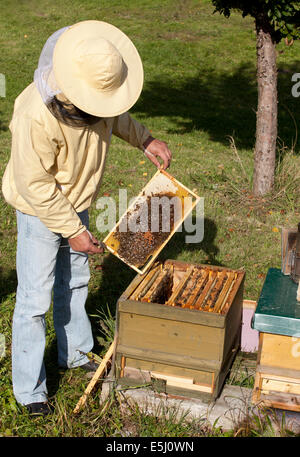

{"left": 139, "top": 160, "right": 145, "bottom": 165}
{"left": 257, "top": 273, "right": 266, "bottom": 280}
{"left": 143, "top": 172, "right": 148, "bottom": 176}
{"left": 272, "top": 227, "right": 279, "bottom": 232}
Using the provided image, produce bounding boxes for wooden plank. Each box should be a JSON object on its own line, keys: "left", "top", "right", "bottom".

{"left": 222, "top": 279, "right": 243, "bottom": 361}
{"left": 118, "top": 270, "right": 146, "bottom": 301}
{"left": 213, "top": 272, "right": 235, "bottom": 313}
{"left": 120, "top": 356, "right": 126, "bottom": 378}
{"left": 183, "top": 269, "right": 209, "bottom": 308}
{"left": 259, "top": 394, "right": 300, "bottom": 412}
{"left": 260, "top": 332, "right": 300, "bottom": 371}
{"left": 118, "top": 298, "right": 226, "bottom": 327}
{"left": 193, "top": 270, "right": 217, "bottom": 309}
{"left": 116, "top": 344, "right": 222, "bottom": 372}
{"left": 141, "top": 266, "right": 171, "bottom": 302}
{"left": 166, "top": 266, "right": 194, "bottom": 306}
{"left": 252, "top": 372, "right": 263, "bottom": 405}
{"left": 118, "top": 310, "right": 224, "bottom": 362}
{"left": 151, "top": 371, "right": 212, "bottom": 393}
{"left": 261, "top": 378, "right": 300, "bottom": 395}
{"left": 256, "top": 332, "right": 264, "bottom": 366}
{"left": 129, "top": 263, "right": 161, "bottom": 300}
{"left": 137, "top": 266, "right": 163, "bottom": 301}
{"left": 259, "top": 372, "right": 300, "bottom": 385}
{"left": 160, "top": 169, "right": 200, "bottom": 200}
{"left": 73, "top": 340, "right": 116, "bottom": 414}
{"left": 219, "top": 273, "right": 242, "bottom": 315}
{"left": 124, "top": 357, "right": 213, "bottom": 385}
{"left": 166, "top": 380, "right": 212, "bottom": 393}
{"left": 252, "top": 370, "right": 300, "bottom": 412}
{"left": 205, "top": 271, "right": 227, "bottom": 312}
{"left": 175, "top": 269, "right": 201, "bottom": 308}
{"left": 257, "top": 364, "right": 300, "bottom": 380}
{"left": 151, "top": 371, "right": 194, "bottom": 385}
{"left": 242, "top": 299, "right": 257, "bottom": 310}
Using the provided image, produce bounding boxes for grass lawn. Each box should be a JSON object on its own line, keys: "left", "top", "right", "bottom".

{"left": 0, "top": 0, "right": 300, "bottom": 437}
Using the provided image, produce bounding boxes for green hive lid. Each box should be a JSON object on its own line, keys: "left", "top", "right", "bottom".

{"left": 252, "top": 268, "right": 300, "bottom": 337}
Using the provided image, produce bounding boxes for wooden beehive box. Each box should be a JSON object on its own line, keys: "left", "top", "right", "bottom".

{"left": 252, "top": 268, "right": 300, "bottom": 412}
{"left": 114, "top": 259, "right": 245, "bottom": 401}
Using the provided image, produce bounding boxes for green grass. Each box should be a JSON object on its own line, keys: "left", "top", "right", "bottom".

{"left": 1, "top": 0, "right": 300, "bottom": 437}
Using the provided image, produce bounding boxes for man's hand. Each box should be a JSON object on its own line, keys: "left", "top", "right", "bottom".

{"left": 68, "top": 230, "right": 105, "bottom": 255}
{"left": 143, "top": 136, "right": 172, "bottom": 170}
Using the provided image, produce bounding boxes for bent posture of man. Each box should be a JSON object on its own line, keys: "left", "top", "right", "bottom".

{"left": 2, "top": 20, "right": 172, "bottom": 416}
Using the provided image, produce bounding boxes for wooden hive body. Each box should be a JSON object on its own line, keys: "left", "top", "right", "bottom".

{"left": 114, "top": 260, "right": 245, "bottom": 401}
{"left": 252, "top": 268, "right": 300, "bottom": 412}
{"left": 253, "top": 333, "right": 300, "bottom": 412}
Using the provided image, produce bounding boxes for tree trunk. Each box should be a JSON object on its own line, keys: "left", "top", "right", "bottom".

{"left": 253, "top": 15, "right": 278, "bottom": 196}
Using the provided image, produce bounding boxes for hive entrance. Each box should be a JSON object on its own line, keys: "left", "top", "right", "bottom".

{"left": 129, "top": 262, "right": 239, "bottom": 314}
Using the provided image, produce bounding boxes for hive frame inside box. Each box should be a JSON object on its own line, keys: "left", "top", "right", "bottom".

{"left": 113, "top": 259, "right": 245, "bottom": 402}
{"left": 102, "top": 169, "right": 200, "bottom": 275}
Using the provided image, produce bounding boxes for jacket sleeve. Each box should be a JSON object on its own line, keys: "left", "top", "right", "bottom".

{"left": 112, "top": 112, "right": 151, "bottom": 149}
{"left": 11, "top": 116, "right": 86, "bottom": 239}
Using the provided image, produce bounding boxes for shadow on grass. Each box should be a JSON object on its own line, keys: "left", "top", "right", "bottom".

{"left": 0, "top": 107, "right": 9, "bottom": 132}
{"left": 133, "top": 61, "right": 300, "bottom": 153}
{"left": 0, "top": 267, "right": 17, "bottom": 302}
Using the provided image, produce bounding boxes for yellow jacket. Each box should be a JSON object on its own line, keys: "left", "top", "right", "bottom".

{"left": 2, "top": 83, "right": 151, "bottom": 238}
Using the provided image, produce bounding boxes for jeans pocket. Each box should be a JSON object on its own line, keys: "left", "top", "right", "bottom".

{"left": 17, "top": 210, "right": 61, "bottom": 242}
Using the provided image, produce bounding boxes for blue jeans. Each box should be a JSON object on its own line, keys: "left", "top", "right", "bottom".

{"left": 12, "top": 210, "right": 93, "bottom": 405}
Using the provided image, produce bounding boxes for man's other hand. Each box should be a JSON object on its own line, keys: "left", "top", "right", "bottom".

{"left": 143, "top": 136, "right": 172, "bottom": 170}
{"left": 68, "top": 230, "right": 105, "bottom": 255}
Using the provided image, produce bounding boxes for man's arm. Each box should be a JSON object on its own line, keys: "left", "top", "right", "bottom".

{"left": 112, "top": 112, "right": 172, "bottom": 169}
{"left": 68, "top": 230, "right": 104, "bottom": 254}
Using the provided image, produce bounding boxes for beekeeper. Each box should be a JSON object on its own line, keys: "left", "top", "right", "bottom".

{"left": 2, "top": 20, "right": 172, "bottom": 416}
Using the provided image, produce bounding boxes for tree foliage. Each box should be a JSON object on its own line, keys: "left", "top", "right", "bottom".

{"left": 211, "top": 0, "right": 300, "bottom": 42}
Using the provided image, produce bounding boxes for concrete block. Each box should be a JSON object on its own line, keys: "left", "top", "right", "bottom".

{"left": 100, "top": 377, "right": 300, "bottom": 434}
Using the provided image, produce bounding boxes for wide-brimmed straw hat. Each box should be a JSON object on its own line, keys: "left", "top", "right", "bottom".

{"left": 52, "top": 20, "right": 144, "bottom": 117}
